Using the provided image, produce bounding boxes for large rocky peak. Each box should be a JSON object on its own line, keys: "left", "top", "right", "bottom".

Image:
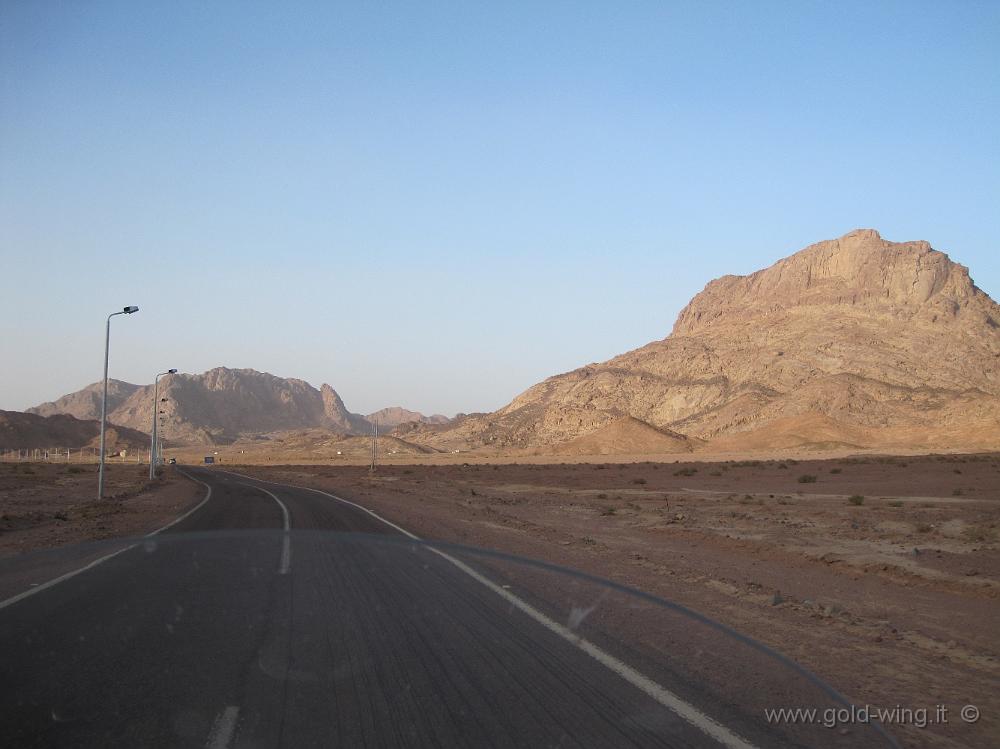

{"left": 407, "top": 229, "right": 1000, "bottom": 453}
{"left": 672, "top": 229, "right": 990, "bottom": 336}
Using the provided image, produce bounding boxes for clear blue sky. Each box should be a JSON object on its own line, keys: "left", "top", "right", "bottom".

{"left": 2, "top": 1, "right": 998, "bottom": 416}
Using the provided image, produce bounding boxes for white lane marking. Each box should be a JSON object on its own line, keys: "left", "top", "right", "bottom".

{"left": 220, "top": 470, "right": 417, "bottom": 539}
{"left": 147, "top": 469, "right": 213, "bottom": 536}
{"left": 234, "top": 481, "right": 291, "bottom": 575}
{"left": 0, "top": 470, "right": 213, "bottom": 611}
{"left": 0, "top": 544, "right": 135, "bottom": 611}
{"left": 205, "top": 705, "right": 239, "bottom": 749}
{"left": 429, "top": 548, "right": 754, "bottom": 749}
{"left": 219, "top": 470, "right": 756, "bottom": 749}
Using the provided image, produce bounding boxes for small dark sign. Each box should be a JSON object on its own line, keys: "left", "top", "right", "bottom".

{"left": 204, "top": 456, "right": 215, "bottom": 464}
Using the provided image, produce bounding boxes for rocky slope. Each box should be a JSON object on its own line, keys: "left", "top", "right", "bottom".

{"left": 27, "top": 380, "right": 140, "bottom": 421}
{"left": 27, "top": 368, "right": 448, "bottom": 446}
{"left": 104, "top": 368, "right": 370, "bottom": 444}
{"left": 410, "top": 230, "right": 1000, "bottom": 453}
{"left": 365, "top": 407, "right": 450, "bottom": 429}
{"left": 0, "top": 411, "right": 149, "bottom": 452}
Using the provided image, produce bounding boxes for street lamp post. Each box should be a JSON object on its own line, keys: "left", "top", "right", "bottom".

{"left": 149, "top": 369, "right": 177, "bottom": 480}
{"left": 98, "top": 306, "right": 139, "bottom": 500}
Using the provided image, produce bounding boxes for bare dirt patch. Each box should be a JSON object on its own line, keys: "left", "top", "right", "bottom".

{"left": 235, "top": 452, "right": 1000, "bottom": 748}
{"left": 0, "top": 463, "right": 202, "bottom": 557}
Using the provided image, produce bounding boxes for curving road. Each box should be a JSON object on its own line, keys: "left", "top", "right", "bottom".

{"left": 0, "top": 468, "right": 876, "bottom": 748}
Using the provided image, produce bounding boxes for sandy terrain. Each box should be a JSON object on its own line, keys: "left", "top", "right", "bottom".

{"left": 231, "top": 453, "right": 1000, "bottom": 748}
{"left": 0, "top": 463, "right": 201, "bottom": 558}
{"left": 2, "top": 452, "right": 996, "bottom": 746}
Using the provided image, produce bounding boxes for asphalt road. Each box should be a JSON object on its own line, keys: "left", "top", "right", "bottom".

{"left": 0, "top": 468, "right": 887, "bottom": 748}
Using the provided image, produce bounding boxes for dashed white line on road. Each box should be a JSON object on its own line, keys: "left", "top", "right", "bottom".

{"left": 220, "top": 469, "right": 757, "bottom": 749}
{"left": 205, "top": 705, "right": 239, "bottom": 749}
{"left": 235, "top": 481, "right": 291, "bottom": 574}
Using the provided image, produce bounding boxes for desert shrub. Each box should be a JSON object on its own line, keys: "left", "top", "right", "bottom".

{"left": 600, "top": 507, "right": 616, "bottom": 516}
{"left": 916, "top": 523, "right": 933, "bottom": 534}
{"left": 830, "top": 468, "right": 842, "bottom": 474}
{"left": 709, "top": 470, "right": 722, "bottom": 476}
{"left": 673, "top": 467, "right": 697, "bottom": 477}
{"left": 797, "top": 474, "right": 818, "bottom": 484}
{"left": 887, "top": 500, "right": 903, "bottom": 508}
{"left": 848, "top": 495, "right": 865, "bottom": 506}
{"left": 632, "top": 477, "right": 647, "bottom": 485}
{"left": 596, "top": 493, "right": 608, "bottom": 499}
{"left": 952, "top": 488, "right": 964, "bottom": 496}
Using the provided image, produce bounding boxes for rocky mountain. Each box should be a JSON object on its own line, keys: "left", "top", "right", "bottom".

{"left": 365, "top": 407, "right": 450, "bottom": 429}
{"left": 0, "top": 410, "right": 149, "bottom": 453}
{"left": 27, "top": 380, "right": 140, "bottom": 421}
{"left": 27, "top": 368, "right": 446, "bottom": 446}
{"left": 549, "top": 416, "right": 694, "bottom": 456}
{"left": 409, "top": 230, "right": 1000, "bottom": 454}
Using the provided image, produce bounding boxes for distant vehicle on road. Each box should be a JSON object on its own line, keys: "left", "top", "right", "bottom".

{"left": 168, "top": 458, "right": 176, "bottom": 465}
{"left": 203, "top": 456, "right": 214, "bottom": 465}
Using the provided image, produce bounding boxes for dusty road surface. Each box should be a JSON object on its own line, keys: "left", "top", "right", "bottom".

{"left": 226, "top": 453, "right": 1000, "bottom": 749}
{"left": 0, "top": 468, "right": 894, "bottom": 748}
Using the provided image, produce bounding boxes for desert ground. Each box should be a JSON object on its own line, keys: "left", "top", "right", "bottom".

{"left": 0, "top": 462, "right": 200, "bottom": 558}
{"left": 1, "top": 452, "right": 997, "bottom": 747}
{"left": 222, "top": 453, "right": 1000, "bottom": 749}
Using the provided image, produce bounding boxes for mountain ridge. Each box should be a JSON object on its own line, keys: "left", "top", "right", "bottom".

{"left": 406, "top": 229, "right": 1000, "bottom": 453}
{"left": 26, "top": 368, "right": 450, "bottom": 446}
{"left": 0, "top": 410, "right": 149, "bottom": 453}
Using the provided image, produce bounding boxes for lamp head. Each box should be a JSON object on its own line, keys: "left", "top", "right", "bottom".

{"left": 167, "top": 368, "right": 177, "bottom": 374}
{"left": 123, "top": 305, "right": 139, "bottom": 314}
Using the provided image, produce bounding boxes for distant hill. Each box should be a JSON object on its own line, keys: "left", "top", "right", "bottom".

{"left": 365, "top": 407, "right": 450, "bottom": 429}
{"left": 27, "top": 368, "right": 450, "bottom": 446}
{"left": 406, "top": 230, "right": 1000, "bottom": 454}
{"left": 250, "top": 429, "right": 440, "bottom": 458}
{"left": 0, "top": 410, "right": 149, "bottom": 453}
{"left": 27, "top": 379, "right": 139, "bottom": 421}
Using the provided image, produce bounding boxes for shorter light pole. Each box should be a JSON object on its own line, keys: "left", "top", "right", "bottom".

{"left": 98, "top": 305, "right": 139, "bottom": 500}
{"left": 149, "top": 369, "right": 176, "bottom": 480}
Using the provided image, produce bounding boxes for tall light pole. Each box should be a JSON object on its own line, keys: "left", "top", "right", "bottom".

{"left": 149, "top": 369, "right": 176, "bottom": 480}
{"left": 98, "top": 306, "right": 139, "bottom": 500}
